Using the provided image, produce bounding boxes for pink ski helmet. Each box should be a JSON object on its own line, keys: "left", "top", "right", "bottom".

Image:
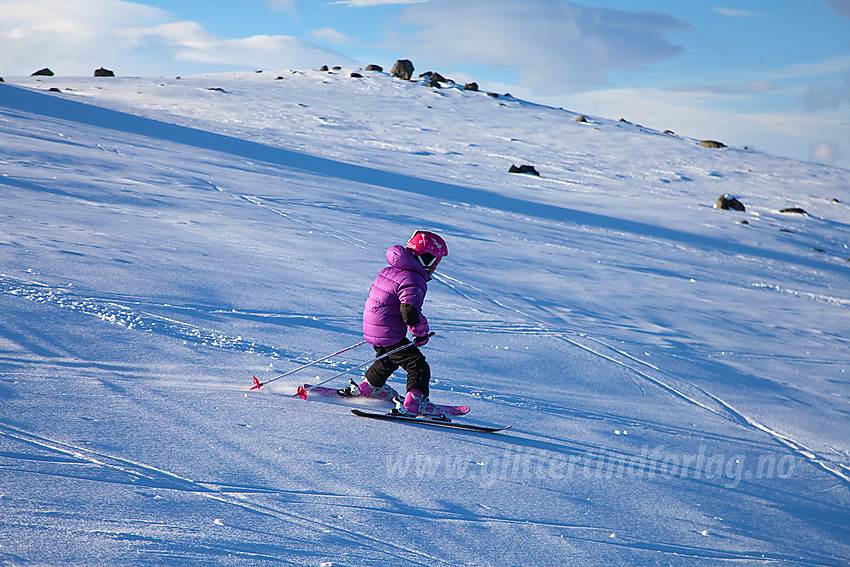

{"left": 406, "top": 230, "right": 448, "bottom": 273}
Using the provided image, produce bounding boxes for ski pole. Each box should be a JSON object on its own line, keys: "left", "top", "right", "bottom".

{"left": 294, "top": 333, "right": 435, "bottom": 400}
{"left": 250, "top": 339, "right": 368, "bottom": 390}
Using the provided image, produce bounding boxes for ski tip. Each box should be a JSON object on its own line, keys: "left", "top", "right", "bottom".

{"left": 295, "top": 385, "right": 308, "bottom": 400}
{"left": 249, "top": 376, "right": 262, "bottom": 390}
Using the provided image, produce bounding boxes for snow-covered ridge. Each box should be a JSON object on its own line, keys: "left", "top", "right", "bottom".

{"left": 0, "top": 70, "right": 848, "bottom": 566}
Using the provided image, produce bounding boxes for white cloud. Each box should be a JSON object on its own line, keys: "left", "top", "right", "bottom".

{"left": 670, "top": 81, "right": 781, "bottom": 96}
{"left": 394, "top": 0, "right": 688, "bottom": 93}
{"left": 805, "top": 74, "right": 850, "bottom": 111}
{"left": 0, "top": 0, "right": 169, "bottom": 75}
{"left": 122, "top": 22, "right": 353, "bottom": 69}
{"left": 536, "top": 85, "right": 850, "bottom": 169}
{"left": 310, "top": 27, "right": 355, "bottom": 46}
{"left": 762, "top": 55, "right": 850, "bottom": 82}
{"left": 713, "top": 7, "right": 758, "bottom": 18}
{"left": 267, "top": 0, "right": 296, "bottom": 14}
{"left": 0, "top": 0, "right": 353, "bottom": 76}
{"left": 810, "top": 141, "right": 840, "bottom": 165}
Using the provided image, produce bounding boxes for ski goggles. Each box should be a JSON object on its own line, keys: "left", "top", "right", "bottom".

{"left": 417, "top": 253, "right": 441, "bottom": 272}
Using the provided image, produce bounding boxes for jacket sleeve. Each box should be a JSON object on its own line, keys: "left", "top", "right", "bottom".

{"left": 399, "top": 302, "right": 421, "bottom": 326}
{"left": 397, "top": 272, "right": 426, "bottom": 308}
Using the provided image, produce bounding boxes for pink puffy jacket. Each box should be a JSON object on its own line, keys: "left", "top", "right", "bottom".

{"left": 362, "top": 245, "right": 429, "bottom": 347}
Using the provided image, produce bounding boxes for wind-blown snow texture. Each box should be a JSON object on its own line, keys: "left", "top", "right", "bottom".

{"left": 1, "top": 68, "right": 848, "bottom": 566}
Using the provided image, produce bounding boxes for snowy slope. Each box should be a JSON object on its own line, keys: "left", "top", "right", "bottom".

{"left": 1, "top": 68, "right": 848, "bottom": 566}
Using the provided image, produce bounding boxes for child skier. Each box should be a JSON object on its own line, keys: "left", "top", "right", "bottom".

{"left": 354, "top": 230, "right": 448, "bottom": 415}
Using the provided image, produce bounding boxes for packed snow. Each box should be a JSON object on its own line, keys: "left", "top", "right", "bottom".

{"left": 1, "top": 66, "right": 848, "bottom": 566}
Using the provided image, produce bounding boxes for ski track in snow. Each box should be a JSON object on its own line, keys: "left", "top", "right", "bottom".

{"left": 0, "top": 422, "right": 456, "bottom": 566}
{"left": 0, "top": 273, "right": 296, "bottom": 361}
{"left": 5, "top": 232, "right": 845, "bottom": 490}
{"left": 435, "top": 269, "right": 850, "bottom": 488}
{"left": 2, "top": 419, "right": 841, "bottom": 566}
{"left": 0, "top": 270, "right": 370, "bottom": 377}
{"left": 4, "top": 262, "right": 844, "bottom": 563}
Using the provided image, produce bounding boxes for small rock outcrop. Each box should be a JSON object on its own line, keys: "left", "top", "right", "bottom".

{"left": 32, "top": 68, "right": 54, "bottom": 76}
{"left": 94, "top": 67, "right": 115, "bottom": 77}
{"left": 420, "top": 72, "right": 449, "bottom": 88}
{"left": 365, "top": 64, "right": 383, "bottom": 72}
{"left": 700, "top": 140, "right": 727, "bottom": 149}
{"left": 715, "top": 194, "right": 745, "bottom": 211}
{"left": 779, "top": 207, "right": 807, "bottom": 215}
{"left": 464, "top": 82, "right": 479, "bottom": 91}
{"left": 391, "top": 59, "right": 414, "bottom": 80}
{"left": 509, "top": 165, "right": 540, "bottom": 177}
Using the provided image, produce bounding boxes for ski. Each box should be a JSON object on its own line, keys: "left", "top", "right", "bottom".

{"left": 303, "top": 383, "right": 470, "bottom": 417}
{"left": 350, "top": 408, "right": 510, "bottom": 433}
{"left": 302, "top": 384, "right": 364, "bottom": 399}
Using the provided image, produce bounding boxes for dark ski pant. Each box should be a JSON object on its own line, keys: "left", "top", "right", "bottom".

{"left": 364, "top": 339, "right": 430, "bottom": 397}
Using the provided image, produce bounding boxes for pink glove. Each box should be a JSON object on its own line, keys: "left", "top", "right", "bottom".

{"left": 409, "top": 316, "right": 430, "bottom": 347}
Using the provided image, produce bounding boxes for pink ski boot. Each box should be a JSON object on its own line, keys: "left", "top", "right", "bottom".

{"left": 352, "top": 378, "right": 399, "bottom": 401}
{"left": 400, "top": 389, "right": 443, "bottom": 417}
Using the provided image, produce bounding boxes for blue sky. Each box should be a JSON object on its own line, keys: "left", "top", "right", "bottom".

{"left": 2, "top": 0, "right": 849, "bottom": 168}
